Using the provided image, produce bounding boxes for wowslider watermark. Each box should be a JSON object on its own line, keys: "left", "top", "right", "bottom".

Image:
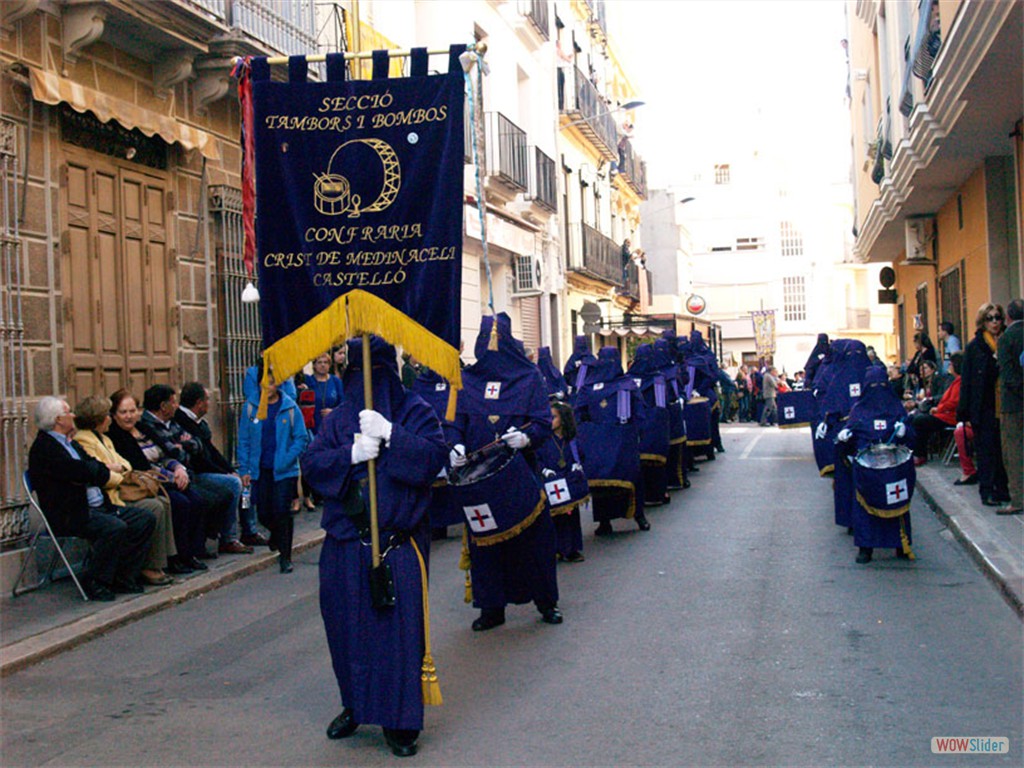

{"left": 931, "top": 737, "right": 1009, "bottom": 754}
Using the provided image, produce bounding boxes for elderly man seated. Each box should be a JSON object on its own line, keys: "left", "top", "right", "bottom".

{"left": 28, "top": 396, "right": 156, "bottom": 601}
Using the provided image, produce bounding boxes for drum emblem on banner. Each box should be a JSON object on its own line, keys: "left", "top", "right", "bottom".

{"left": 874, "top": 419, "right": 887, "bottom": 431}
{"left": 544, "top": 478, "right": 571, "bottom": 506}
{"left": 314, "top": 138, "right": 402, "bottom": 217}
{"left": 885, "top": 479, "right": 908, "bottom": 504}
{"left": 849, "top": 383, "right": 861, "bottom": 397}
{"left": 484, "top": 382, "right": 502, "bottom": 399}
{"left": 784, "top": 406, "right": 795, "bottom": 419}
{"left": 464, "top": 503, "right": 497, "bottom": 533}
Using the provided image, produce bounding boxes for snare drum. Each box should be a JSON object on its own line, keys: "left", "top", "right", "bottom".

{"left": 852, "top": 443, "right": 915, "bottom": 518}
{"left": 778, "top": 390, "right": 816, "bottom": 429}
{"left": 448, "top": 443, "right": 545, "bottom": 546}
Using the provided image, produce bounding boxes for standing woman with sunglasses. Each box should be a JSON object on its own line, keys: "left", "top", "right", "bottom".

{"left": 957, "top": 303, "right": 1011, "bottom": 507}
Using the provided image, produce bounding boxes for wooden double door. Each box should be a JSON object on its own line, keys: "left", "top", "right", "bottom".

{"left": 62, "top": 151, "right": 177, "bottom": 404}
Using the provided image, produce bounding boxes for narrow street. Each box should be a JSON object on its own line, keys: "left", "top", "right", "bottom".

{"left": 2, "top": 425, "right": 1021, "bottom": 767}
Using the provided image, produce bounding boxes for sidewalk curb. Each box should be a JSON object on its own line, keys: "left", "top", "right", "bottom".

{"left": 916, "top": 476, "right": 1023, "bottom": 620}
{"left": 0, "top": 529, "right": 326, "bottom": 678}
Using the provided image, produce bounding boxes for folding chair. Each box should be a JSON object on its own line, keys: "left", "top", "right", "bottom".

{"left": 12, "top": 471, "right": 90, "bottom": 601}
{"left": 941, "top": 426, "right": 959, "bottom": 466}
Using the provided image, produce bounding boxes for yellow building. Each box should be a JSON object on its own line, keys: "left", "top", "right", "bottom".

{"left": 846, "top": 0, "right": 1022, "bottom": 360}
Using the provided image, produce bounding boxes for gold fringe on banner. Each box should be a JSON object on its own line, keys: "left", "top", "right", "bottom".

{"left": 410, "top": 538, "right": 442, "bottom": 706}
{"left": 259, "top": 289, "right": 462, "bottom": 419}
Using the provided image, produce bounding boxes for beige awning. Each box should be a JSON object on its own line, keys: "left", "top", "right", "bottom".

{"left": 598, "top": 326, "right": 658, "bottom": 337}
{"left": 29, "top": 67, "right": 220, "bottom": 161}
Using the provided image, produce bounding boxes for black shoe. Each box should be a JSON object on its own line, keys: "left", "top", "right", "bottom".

{"left": 111, "top": 578, "right": 144, "bottom": 594}
{"left": 594, "top": 522, "right": 613, "bottom": 536}
{"left": 165, "top": 557, "right": 194, "bottom": 575}
{"left": 982, "top": 496, "right": 1001, "bottom": 507}
{"left": 279, "top": 557, "right": 293, "bottom": 574}
{"left": 635, "top": 515, "right": 651, "bottom": 531}
{"left": 472, "top": 609, "right": 505, "bottom": 632}
{"left": 382, "top": 728, "right": 419, "bottom": 758}
{"left": 895, "top": 549, "right": 910, "bottom": 559}
{"left": 83, "top": 579, "right": 116, "bottom": 602}
{"left": 326, "top": 708, "right": 358, "bottom": 740}
{"left": 196, "top": 550, "right": 218, "bottom": 560}
{"left": 682, "top": 478, "right": 691, "bottom": 489}
{"left": 716, "top": 446, "right": 725, "bottom": 453}
{"left": 855, "top": 547, "right": 873, "bottom": 564}
{"left": 564, "top": 552, "right": 585, "bottom": 563}
{"left": 847, "top": 526, "right": 854, "bottom": 535}
{"left": 187, "top": 556, "right": 209, "bottom": 571}
{"left": 540, "top": 606, "right": 563, "bottom": 624}
{"left": 954, "top": 474, "right": 979, "bottom": 486}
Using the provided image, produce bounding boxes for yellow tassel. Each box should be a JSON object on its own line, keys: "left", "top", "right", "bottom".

{"left": 411, "top": 538, "right": 442, "bottom": 706}
{"left": 464, "top": 570, "right": 473, "bottom": 604}
{"left": 420, "top": 652, "right": 443, "bottom": 706}
{"left": 900, "top": 517, "right": 915, "bottom": 560}
{"left": 487, "top": 319, "right": 499, "bottom": 351}
{"left": 445, "top": 385, "right": 458, "bottom": 423}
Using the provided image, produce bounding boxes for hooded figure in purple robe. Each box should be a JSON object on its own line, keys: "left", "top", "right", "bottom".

{"left": 654, "top": 338, "right": 690, "bottom": 488}
{"left": 628, "top": 344, "right": 672, "bottom": 505}
{"left": 837, "top": 366, "right": 915, "bottom": 564}
{"left": 303, "top": 336, "right": 447, "bottom": 757}
{"left": 804, "top": 333, "right": 830, "bottom": 390}
{"left": 410, "top": 367, "right": 463, "bottom": 531}
{"left": 563, "top": 335, "right": 597, "bottom": 401}
{"left": 575, "top": 346, "right": 650, "bottom": 533}
{"left": 822, "top": 339, "right": 872, "bottom": 530}
{"left": 810, "top": 341, "right": 839, "bottom": 477}
{"left": 450, "top": 313, "right": 561, "bottom": 631}
{"left": 536, "top": 346, "right": 567, "bottom": 400}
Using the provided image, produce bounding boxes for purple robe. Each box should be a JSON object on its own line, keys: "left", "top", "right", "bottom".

{"left": 303, "top": 338, "right": 446, "bottom": 731}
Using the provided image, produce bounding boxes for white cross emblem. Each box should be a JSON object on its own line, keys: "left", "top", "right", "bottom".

{"left": 544, "top": 478, "right": 571, "bottom": 506}
{"left": 593, "top": 382, "right": 604, "bottom": 390}
{"left": 783, "top": 406, "right": 795, "bottom": 419}
{"left": 435, "top": 382, "right": 447, "bottom": 391}
{"left": 464, "top": 503, "right": 497, "bottom": 533}
{"left": 874, "top": 419, "right": 887, "bottom": 431}
{"left": 885, "top": 479, "right": 909, "bottom": 505}
{"left": 484, "top": 381, "right": 501, "bottom": 399}
{"left": 849, "top": 383, "right": 861, "bottom": 397}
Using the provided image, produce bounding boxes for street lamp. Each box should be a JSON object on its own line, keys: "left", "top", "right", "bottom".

{"left": 560, "top": 100, "right": 645, "bottom": 130}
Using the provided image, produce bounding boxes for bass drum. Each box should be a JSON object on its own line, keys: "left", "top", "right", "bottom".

{"left": 448, "top": 442, "right": 545, "bottom": 546}
{"left": 852, "top": 443, "right": 916, "bottom": 518}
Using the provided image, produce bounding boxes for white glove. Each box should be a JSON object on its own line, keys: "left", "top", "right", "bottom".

{"left": 836, "top": 428, "right": 852, "bottom": 443}
{"left": 351, "top": 433, "right": 380, "bottom": 464}
{"left": 359, "top": 409, "right": 392, "bottom": 444}
{"left": 815, "top": 422, "right": 827, "bottom": 440}
{"left": 893, "top": 422, "right": 906, "bottom": 438}
{"left": 501, "top": 427, "right": 530, "bottom": 450}
{"left": 571, "top": 462, "right": 583, "bottom": 473}
{"left": 449, "top": 444, "right": 467, "bottom": 468}
{"left": 541, "top": 467, "right": 557, "bottom": 478}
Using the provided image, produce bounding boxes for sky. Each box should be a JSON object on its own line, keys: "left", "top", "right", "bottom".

{"left": 605, "top": 0, "right": 853, "bottom": 189}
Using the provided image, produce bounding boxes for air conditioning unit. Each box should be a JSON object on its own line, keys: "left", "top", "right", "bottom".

{"left": 512, "top": 254, "right": 543, "bottom": 296}
{"left": 904, "top": 216, "right": 936, "bottom": 262}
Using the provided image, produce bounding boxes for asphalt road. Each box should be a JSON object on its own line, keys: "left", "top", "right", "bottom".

{"left": 2, "top": 424, "right": 1021, "bottom": 767}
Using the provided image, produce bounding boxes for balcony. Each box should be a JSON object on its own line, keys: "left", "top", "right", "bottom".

{"left": 617, "top": 137, "right": 647, "bottom": 198}
{"left": 560, "top": 66, "right": 618, "bottom": 162}
{"left": 569, "top": 224, "right": 630, "bottom": 296}
{"left": 485, "top": 112, "right": 529, "bottom": 193}
{"left": 583, "top": 0, "right": 608, "bottom": 43}
{"left": 528, "top": 147, "right": 557, "bottom": 212}
{"left": 521, "top": 0, "right": 550, "bottom": 40}
{"left": 230, "top": 0, "right": 318, "bottom": 59}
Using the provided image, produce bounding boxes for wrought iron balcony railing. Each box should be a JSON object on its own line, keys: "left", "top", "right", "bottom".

{"left": 485, "top": 112, "right": 529, "bottom": 192}
{"left": 560, "top": 67, "right": 618, "bottom": 161}
{"left": 529, "top": 147, "right": 557, "bottom": 212}
{"left": 522, "top": 0, "right": 550, "bottom": 40}
{"left": 231, "top": 0, "right": 317, "bottom": 58}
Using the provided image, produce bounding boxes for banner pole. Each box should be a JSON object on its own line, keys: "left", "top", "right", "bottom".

{"left": 362, "top": 332, "right": 381, "bottom": 568}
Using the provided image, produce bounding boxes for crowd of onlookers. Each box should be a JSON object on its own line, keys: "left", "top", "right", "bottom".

{"left": 26, "top": 345, "right": 351, "bottom": 602}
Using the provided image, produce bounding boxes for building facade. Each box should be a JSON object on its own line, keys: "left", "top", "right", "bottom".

{"left": 846, "top": 0, "right": 1022, "bottom": 359}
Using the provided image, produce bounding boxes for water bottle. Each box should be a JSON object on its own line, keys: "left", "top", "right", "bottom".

{"left": 241, "top": 485, "right": 251, "bottom": 510}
